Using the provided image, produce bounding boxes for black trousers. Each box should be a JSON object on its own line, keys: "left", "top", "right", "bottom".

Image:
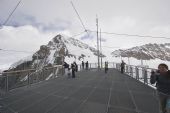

{"left": 158, "top": 92, "right": 170, "bottom": 113}
{"left": 72, "top": 70, "right": 75, "bottom": 78}
{"left": 121, "top": 67, "right": 124, "bottom": 73}
{"left": 105, "top": 68, "right": 108, "bottom": 73}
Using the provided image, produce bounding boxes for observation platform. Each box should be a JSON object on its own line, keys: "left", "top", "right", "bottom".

{"left": 0, "top": 68, "right": 159, "bottom": 113}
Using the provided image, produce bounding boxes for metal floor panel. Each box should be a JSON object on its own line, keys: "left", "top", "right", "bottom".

{"left": 108, "top": 106, "right": 137, "bottom": 113}
{"left": 46, "top": 98, "right": 83, "bottom": 113}
{"left": 77, "top": 101, "right": 107, "bottom": 113}
{"left": 132, "top": 91, "right": 159, "bottom": 113}
{"left": 87, "top": 88, "right": 110, "bottom": 105}
{"left": 110, "top": 90, "right": 136, "bottom": 110}
{"left": 19, "top": 95, "right": 65, "bottom": 113}
{"left": 7, "top": 93, "right": 46, "bottom": 112}
{"left": 1, "top": 69, "right": 160, "bottom": 113}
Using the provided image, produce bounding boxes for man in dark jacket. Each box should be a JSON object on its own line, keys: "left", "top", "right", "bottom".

{"left": 105, "top": 61, "right": 108, "bottom": 73}
{"left": 82, "top": 61, "right": 84, "bottom": 70}
{"left": 150, "top": 63, "right": 170, "bottom": 113}
{"left": 71, "top": 63, "right": 76, "bottom": 78}
{"left": 120, "top": 60, "right": 125, "bottom": 73}
{"left": 85, "top": 61, "right": 89, "bottom": 70}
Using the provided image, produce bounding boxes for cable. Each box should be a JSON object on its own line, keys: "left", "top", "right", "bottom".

{"left": 87, "top": 30, "right": 170, "bottom": 40}
{"left": 70, "top": 31, "right": 86, "bottom": 38}
{"left": 102, "top": 46, "right": 120, "bottom": 49}
{"left": 2, "top": 0, "right": 22, "bottom": 26}
{"left": 70, "top": 1, "right": 87, "bottom": 32}
{"left": 70, "top": 1, "right": 96, "bottom": 47}
{"left": 0, "top": 48, "right": 33, "bottom": 53}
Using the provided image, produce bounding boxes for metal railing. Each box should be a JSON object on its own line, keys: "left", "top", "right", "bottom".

{"left": 0, "top": 65, "right": 62, "bottom": 92}
{"left": 0, "top": 62, "right": 157, "bottom": 93}
{"left": 86, "top": 62, "right": 156, "bottom": 88}
{"left": 114, "top": 63, "right": 156, "bottom": 88}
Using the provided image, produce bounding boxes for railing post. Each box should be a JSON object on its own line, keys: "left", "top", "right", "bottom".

{"left": 116, "top": 63, "right": 119, "bottom": 70}
{"left": 53, "top": 67, "right": 55, "bottom": 78}
{"left": 135, "top": 67, "right": 139, "bottom": 80}
{"left": 42, "top": 68, "right": 45, "bottom": 80}
{"left": 142, "top": 68, "right": 145, "bottom": 83}
{"left": 116, "top": 64, "right": 118, "bottom": 70}
{"left": 144, "top": 69, "right": 148, "bottom": 84}
{"left": 126, "top": 65, "right": 128, "bottom": 73}
{"left": 6, "top": 74, "right": 8, "bottom": 92}
{"left": 130, "top": 66, "right": 133, "bottom": 77}
{"left": 27, "top": 72, "right": 30, "bottom": 86}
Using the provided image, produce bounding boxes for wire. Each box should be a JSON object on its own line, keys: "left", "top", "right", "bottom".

{"left": 70, "top": 1, "right": 96, "bottom": 47}
{"left": 70, "top": 31, "right": 86, "bottom": 38}
{"left": 102, "top": 46, "right": 120, "bottom": 49}
{"left": 0, "top": 49, "right": 33, "bottom": 53}
{"left": 87, "top": 30, "right": 170, "bottom": 40}
{"left": 70, "top": 1, "right": 87, "bottom": 31}
{"left": 2, "top": 0, "right": 22, "bottom": 26}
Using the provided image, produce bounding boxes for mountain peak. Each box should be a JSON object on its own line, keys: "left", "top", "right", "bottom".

{"left": 9, "top": 34, "right": 106, "bottom": 70}
{"left": 111, "top": 43, "right": 170, "bottom": 61}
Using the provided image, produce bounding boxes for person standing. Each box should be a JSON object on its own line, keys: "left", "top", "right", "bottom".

{"left": 71, "top": 63, "right": 76, "bottom": 78}
{"left": 85, "top": 61, "right": 89, "bottom": 70}
{"left": 82, "top": 61, "right": 84, "bottom": 70}
{"left": 150, "top": 63, "right": 170, "bottom": 113}
{"left": 105, "top": 61, "right": 108, "bottom": 73}
{"left": 67, "top": 68, "right": 71, "bottom": 78}
{"left": 120, "top": 60, "right": 126, "bottom": 73}
{"left": 74, "top": 62, "right": 78, "bottom": 72}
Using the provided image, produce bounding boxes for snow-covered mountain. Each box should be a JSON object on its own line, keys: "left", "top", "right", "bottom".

{"left": 10, "top": 34, "right": 105, "bottom": 70}
{"left": 111, "top": 43, "right": 170, "bottom": 61}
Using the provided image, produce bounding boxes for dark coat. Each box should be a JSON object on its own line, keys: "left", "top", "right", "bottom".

{"left": 150, "top": 70, "right": 170, "bottom": 95}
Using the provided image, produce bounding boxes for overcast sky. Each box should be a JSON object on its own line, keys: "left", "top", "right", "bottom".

{"left": 0, "top": 0, "right": 170, "bottom": 69}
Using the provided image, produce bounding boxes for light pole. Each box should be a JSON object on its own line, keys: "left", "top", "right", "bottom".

{"left": 96, "top": 16, "right": 100, "bottom": 70}
{"left": 100, "top": 29, "right": 102, "bottom": 68}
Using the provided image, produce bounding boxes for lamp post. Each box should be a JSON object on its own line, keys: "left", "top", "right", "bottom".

{"left": 96, "top": 16, "right": 100, "bottom": 70}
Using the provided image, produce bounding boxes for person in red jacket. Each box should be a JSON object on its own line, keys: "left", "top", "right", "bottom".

{"left": 150, "top": 63, "right": 170, "bottom": 113}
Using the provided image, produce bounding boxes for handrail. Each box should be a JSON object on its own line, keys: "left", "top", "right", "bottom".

{"left": 0, "top": 62, "right": 157, "bottom": 93}
{"left": 113, "top": 62, "right": 156, "bottom": 88}
{"left": 0, "top": 65, "right": 63, "bottom": 92}
{"left": 0, "top": 65, "right": 62, "bottom": 75}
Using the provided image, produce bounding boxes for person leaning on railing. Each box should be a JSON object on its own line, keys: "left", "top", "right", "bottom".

{"left": 150, "top": 63, "right": 170, "bottom": 113}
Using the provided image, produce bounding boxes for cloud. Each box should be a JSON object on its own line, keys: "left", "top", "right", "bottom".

{"left": 80, "top": 33, "right": 94, "bottom": 40}
{"left": 40, "top": 19, "right": 71, "bottom": 32}
{"left": 149, "top": 26, "right": 170, "bottom": 36}
{"left": 0, "top": 25, "right": 56, "bottom": 68}
{"left": 1, "top": 12, "right": 72, "bottom": 33}
{"left": 1, "top": 0, "right": 170, "bottom": 69}
{"left": 0, "top": 25, "right": 57, "bottom": 51}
